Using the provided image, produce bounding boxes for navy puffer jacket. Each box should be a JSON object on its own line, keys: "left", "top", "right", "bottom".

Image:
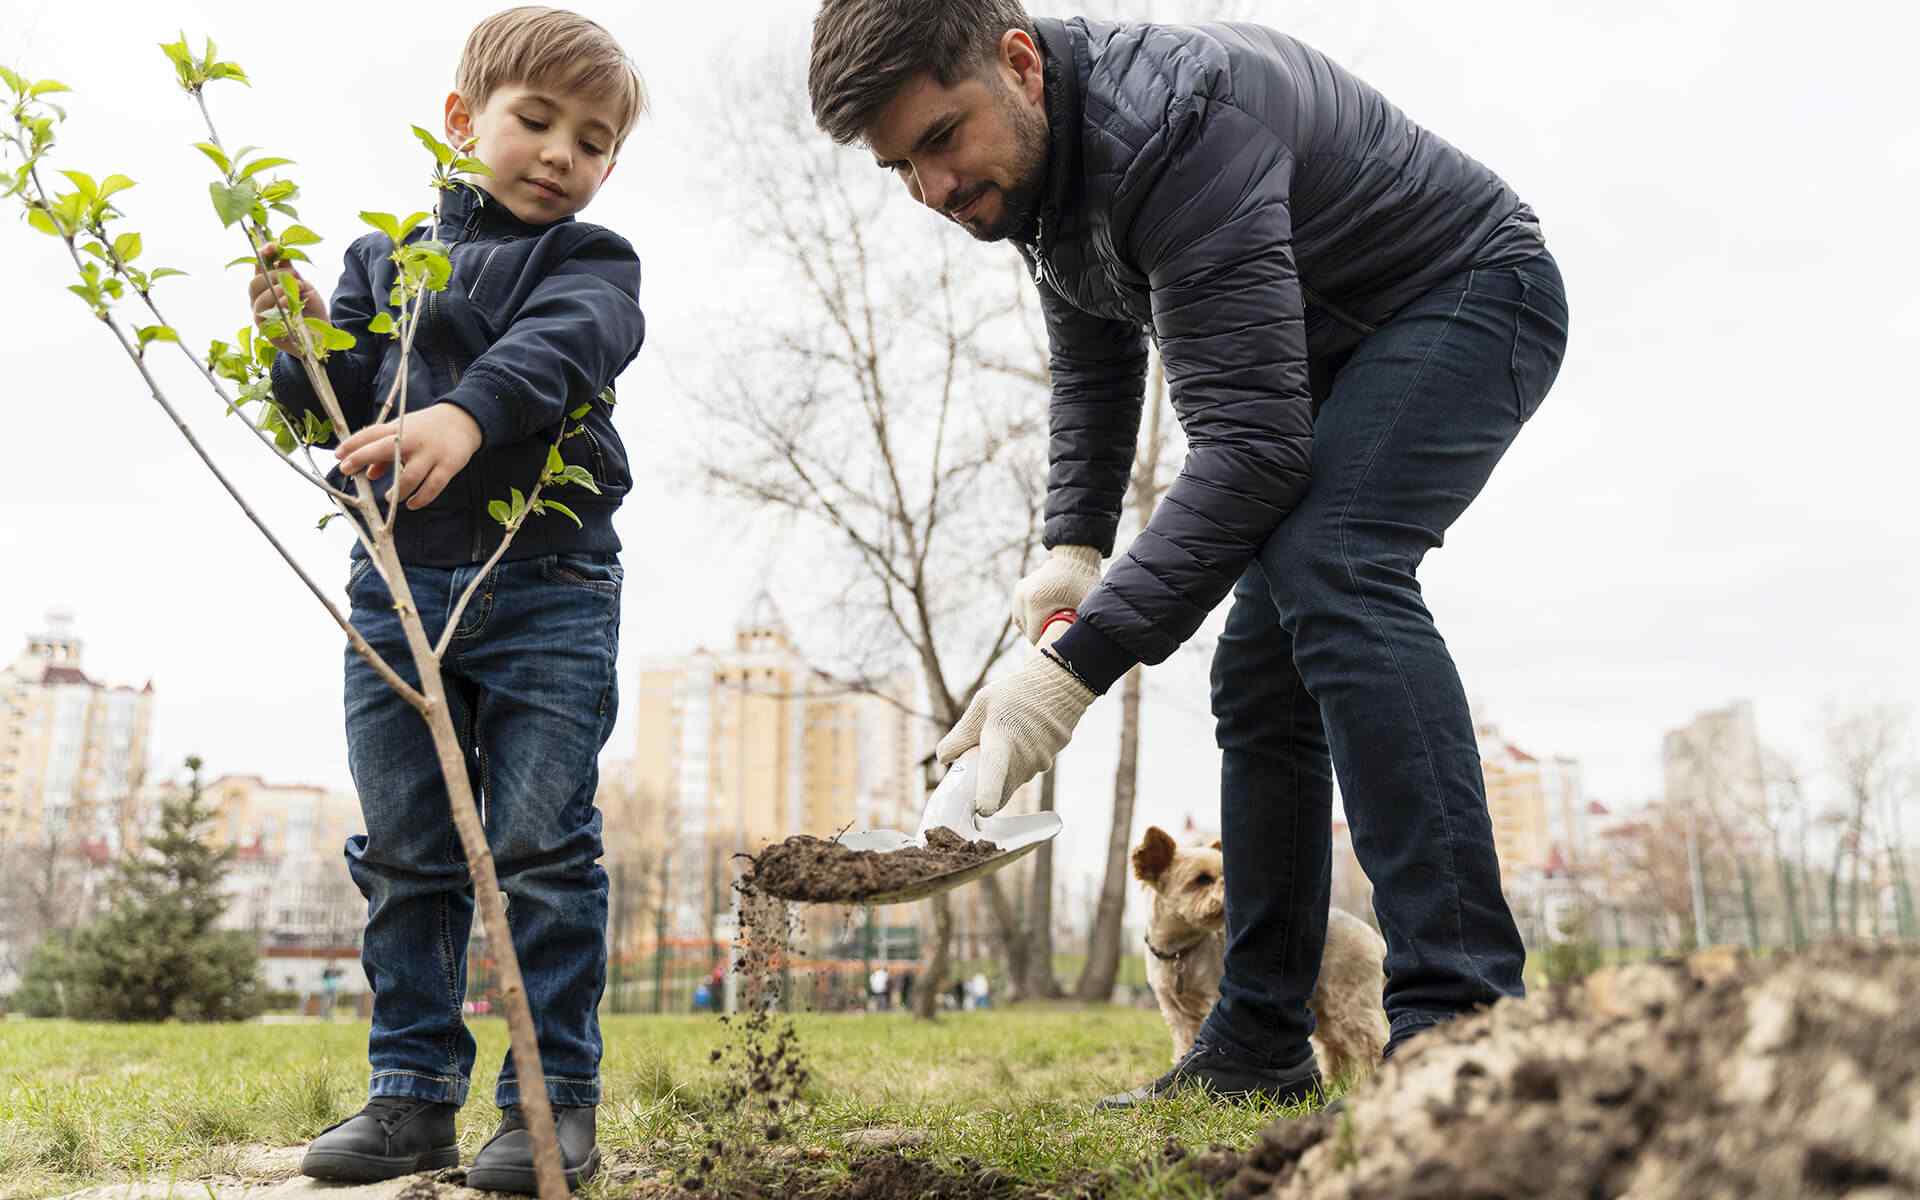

{"left": 1026, "top": 17, "right": 1542, "bottom": 688}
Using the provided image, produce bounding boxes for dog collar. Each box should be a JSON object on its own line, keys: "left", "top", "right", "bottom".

{"left": 1144, "top": 933, "right": 1208, "bottom": 961}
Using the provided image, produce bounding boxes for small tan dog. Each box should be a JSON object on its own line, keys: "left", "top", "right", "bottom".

{"left": 1132, "top": 825, "right": 1389, "bottom": 1083}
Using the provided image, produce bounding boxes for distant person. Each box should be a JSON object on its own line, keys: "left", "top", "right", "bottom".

{"left": 869, "top": 966, "right": 890, "bottom": 1012}
{"left": 267, "top": 8, "right": 648, "bottom": 1192}
{"left": 809, "top": 0, "right": 1565, "bottom": 1107}
{"left": 968, "top": 972, "right": 992, "bottom": 1011}
{"left": 319, "top": 962, "right": 344, "bottom": 1022}
{"left": 900, "top": 970, "right": 916, "bottom": 1010}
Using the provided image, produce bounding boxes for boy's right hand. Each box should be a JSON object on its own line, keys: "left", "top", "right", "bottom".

{"left": 248, "top": 242, "right": 327, "bottom": 356}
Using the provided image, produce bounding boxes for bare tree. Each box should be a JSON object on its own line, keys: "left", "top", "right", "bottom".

{"left": 1825, "top": 704, "right": 1915, "bottom": 940}
{"left": 694, "top": 48, "right": 1051, "bottom": 1016}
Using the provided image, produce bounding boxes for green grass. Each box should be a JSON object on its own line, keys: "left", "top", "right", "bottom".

{"left": 0, "top": 1007, "right": 1313, "bottom": 1198}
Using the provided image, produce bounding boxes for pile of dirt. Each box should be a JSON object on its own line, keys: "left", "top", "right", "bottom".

{"left": 1202, "top": 943, "right": 1920, "bottom": 1199}
{"left": 741, "top": 830, "right": 1002, "bottom": 903}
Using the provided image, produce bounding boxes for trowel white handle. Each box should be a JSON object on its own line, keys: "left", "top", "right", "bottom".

{"left": 918, "top": 748, "right": 983, "bottom": 841}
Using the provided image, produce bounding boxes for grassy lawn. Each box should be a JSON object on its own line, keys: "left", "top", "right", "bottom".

{"left": 0, "top": 1005, "right": 1311, "bottom": 1198}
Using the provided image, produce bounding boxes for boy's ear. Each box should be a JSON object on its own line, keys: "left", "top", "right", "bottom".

{"left": 1131, "top": 826, "right": 1176, "bottom": 886}
{"left": 1210, "top": 838, "right": 1222, "bottom": 851}
{"left": 444, "top": 91, "right": 474, "bottom": 148}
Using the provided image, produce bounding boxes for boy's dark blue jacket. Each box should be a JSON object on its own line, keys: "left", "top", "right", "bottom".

{"left": 270, "top": 183, "right": 644, "bottom": 567}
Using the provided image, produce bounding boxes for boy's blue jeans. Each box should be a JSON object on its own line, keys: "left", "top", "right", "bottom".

{"left": 1199, "top": 253, "right": 1569, "bottom": 1065}
{"left": 341, "top": 550, "right": 621, "bottom": 1109}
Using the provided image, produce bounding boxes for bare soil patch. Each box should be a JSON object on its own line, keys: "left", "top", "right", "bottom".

{"left": 1201, "top": 942, "right": 1920, "bottom": 1199}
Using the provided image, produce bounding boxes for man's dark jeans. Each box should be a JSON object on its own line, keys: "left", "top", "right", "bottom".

{"left": 1200, "top": 252, "right": 1569, "bottom": 1064}
{"left": 341, "top": 551, "right": 622, "bottom": 1108}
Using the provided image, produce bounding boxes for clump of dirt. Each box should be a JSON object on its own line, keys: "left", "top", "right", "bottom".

{"left": 741, "top": 830, "right": 1002, "bottom": 903}
{"left": 1203, "top": 942, "right": 1920, "bottom": 1199}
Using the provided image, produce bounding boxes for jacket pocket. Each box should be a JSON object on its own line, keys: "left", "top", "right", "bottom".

{"left": 1510, "top": 270, "right": 1569, "bottom": 423}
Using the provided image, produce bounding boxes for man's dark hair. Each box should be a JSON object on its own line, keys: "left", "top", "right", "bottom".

{"left": 809, "top": 0, "right": 1036, "bottom": 144}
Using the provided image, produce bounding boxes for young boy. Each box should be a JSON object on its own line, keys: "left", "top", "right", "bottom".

{"left": 247, "top": 8, "right": 646, "bottom": 1192}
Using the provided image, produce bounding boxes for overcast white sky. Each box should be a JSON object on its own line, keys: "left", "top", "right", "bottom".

{"left": 3, "top": 0, "right": 1915, "bottom": 894}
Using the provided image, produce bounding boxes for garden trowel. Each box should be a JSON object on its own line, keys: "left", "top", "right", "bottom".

{"left": 833, "top": 611, "right": 1075, "bottom": 904}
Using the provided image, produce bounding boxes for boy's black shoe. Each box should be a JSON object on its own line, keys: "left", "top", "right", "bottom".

{"left": 300, "top": 1097, "right": 460, "bottom": 1182}
{"left": 1095, "top": 1039, "right": 1324, "bottom": 1110}
{"left": 466, "top": 1104, "right": 600, "bottom": 1194}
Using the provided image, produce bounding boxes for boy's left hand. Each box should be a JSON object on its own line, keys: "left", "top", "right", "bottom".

{"left": 335, "top": 405, "right": 484, "bottom": 510}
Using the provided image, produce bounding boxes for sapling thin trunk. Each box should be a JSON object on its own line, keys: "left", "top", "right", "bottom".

{"left": 2, "top": 44, "right": 613, "bottom": 1200}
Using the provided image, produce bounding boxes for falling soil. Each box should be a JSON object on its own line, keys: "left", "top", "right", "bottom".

{"left": 674, "top": 885, "right": 814, "bottom": 1198}
{"left": 741, "top": 830, "right": 1002, "bottom": 903}
{"left": 1193, "top": 942, "right": 1920, "bottom": 1199}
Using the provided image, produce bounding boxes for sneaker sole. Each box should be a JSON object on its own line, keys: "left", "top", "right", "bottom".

{"left": 465, "top": 1145, "right": 601, "bottom": 1194}
{"left": 302, "top": 1145, "right": 459, "bottom": 1182}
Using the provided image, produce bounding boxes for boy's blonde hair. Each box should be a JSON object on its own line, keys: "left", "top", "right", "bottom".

{"left": 456, "top": 7, "right": 648, "bottom": 151}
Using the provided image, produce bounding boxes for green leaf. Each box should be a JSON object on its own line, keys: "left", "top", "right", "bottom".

{"left": 193, "top": 142, "right": 231, "bottom": 174}
{"left": 237, "top": 156, "right": 292, "bottom": 180}
{"left": 269, "top": 202, "right": 300, "bottom": 219}
{"left": 392, "top": 211, "right": 432, "bottom": 243}
{"left": 412, "top": 125, "right": 455, "bottom": 167}
{"left": 488, "top": 500, "right": 512, "bottom": 527}
{"left": 97, "top": 174, "right": 135, "bottom": 201}
{"left": 317, "top": 513, "right": 339, "bottom": 531}
{"left": 28, "top": 80, "right": 71, "bottom": 98}
{"left": 208, "top": 181, "right": 253, "bottom": 227}
{"left": 58, "top": 170, "right": 98, "bottom": 203}
{"left": 277, "top": 224, "right": 322, "bottom": 247}
{"left": 26, "top": 208, "right": 61, "bottom": 237}
{"left": 510, "top": 487, "right": 527, "bottom": 521}
{"left": 135, "top": 324, "right": 179, "bottom": 349}
{"left": 452, "top": 156, "right": 494, "bottom": 178}
{"left": 568, "top": 402, "right": 592, "bottom": 420}
{"left": 0, "top": 66, "right": 26, "bottom": 96}
{"left": 367, "top": 312, "right": 396, "bottom": 335}
{"left": 542, "top": 500, "right": 582, "bottom": 528}
{"left": 359, "top": 210, "right": 401, "bottom": 242}
{"left": 545, "top": 445, "right": 565, "bottom": 477}
{"left": 598, "top": 386, "right": 617, "bottom": 406}
{"left": 112, "top": 232, "right": 142, "bottom": 263}
{"left": 149, "top": 267, "right": 187, "bottom": 283}
{"left": 206, "top": 63, "right": 250, "bottom": 86}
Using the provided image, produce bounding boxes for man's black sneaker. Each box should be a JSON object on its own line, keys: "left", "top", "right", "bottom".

{"left": 466, "top": 1104, "right": 600, "bottom": 1194}
{"left": 1097, "top": 1039, "right": 1324, "bottom": 1110}
{"left": 300, "top": 1097, "right": 460, "bottom": 1182}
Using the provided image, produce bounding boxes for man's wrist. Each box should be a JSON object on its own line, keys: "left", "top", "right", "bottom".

{"left": 1049, "top": 618, "right": 1138, "bottom": 695}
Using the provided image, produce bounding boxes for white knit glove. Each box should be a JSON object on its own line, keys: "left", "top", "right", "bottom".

{"left": 936, "top": 650, "right": 1096, "bottom": 816}
{"left": 1011, "top": 545, "right": 1102, "bottom": 644}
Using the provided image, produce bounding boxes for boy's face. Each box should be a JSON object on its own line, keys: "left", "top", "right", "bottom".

{"left": 444, "top": 83, "right": 622, "bottom": 224}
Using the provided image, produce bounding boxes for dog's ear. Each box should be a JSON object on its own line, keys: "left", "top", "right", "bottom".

{"left": 1209, "top": 838, "right": 1222, "bottom": 851}
{"left": 1132, "top": 826, "right": 1176, "bottom": 885}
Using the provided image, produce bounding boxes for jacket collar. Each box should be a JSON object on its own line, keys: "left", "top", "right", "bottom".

{"left": 435, "top": 181, "right": 574, "bottom": 240}
{"left": 1024, "top": 16, "right": 1084, "bottom": 252}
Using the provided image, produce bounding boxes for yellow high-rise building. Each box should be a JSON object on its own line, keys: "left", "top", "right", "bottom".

{"left": 0, "top": 611, "right": 154, "bottom": 854}
{"left": 626, "top": 594, "right": 922, "bottom": 937}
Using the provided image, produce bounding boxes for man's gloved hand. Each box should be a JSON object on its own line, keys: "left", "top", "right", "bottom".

{"left": 1011, "top": 545, "right": 1102, "bottom": 643}
{"left": 936, "top": 649, "right": 1096, "bottom": 816}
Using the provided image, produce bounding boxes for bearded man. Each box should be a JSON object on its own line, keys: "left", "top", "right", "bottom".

{"left": 808, "top": 0, "right": 1569, "bottom": 1107}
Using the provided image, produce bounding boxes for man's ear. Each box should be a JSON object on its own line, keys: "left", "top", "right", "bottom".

{"left": 999, "top": 28, "right": 1045, "bottom": 108}
{"left": 444, "top": 91, "right": 475, "bottom": 148}
{"left": 1131, "top": 825, "right": 1176, "bottom": 885}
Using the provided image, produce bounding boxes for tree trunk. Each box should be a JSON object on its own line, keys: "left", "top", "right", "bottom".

{"left": 1777, "top": 854, "right": 1806, "bottom": 951}
{"left": 914, "top": 893, "right": 952, "bottom": 1019}
{"left": 982, "top": 873, "right": 1030, "bottom": 1002}
{"left": 1023, "top": 768, "right": 1063, "bottom": 998}
{"left": 1736, "top": 857, "right": 1762, "bottom": 951}
{"left": 1076, "top": 663, "right": 1143, "bottom": 1002}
